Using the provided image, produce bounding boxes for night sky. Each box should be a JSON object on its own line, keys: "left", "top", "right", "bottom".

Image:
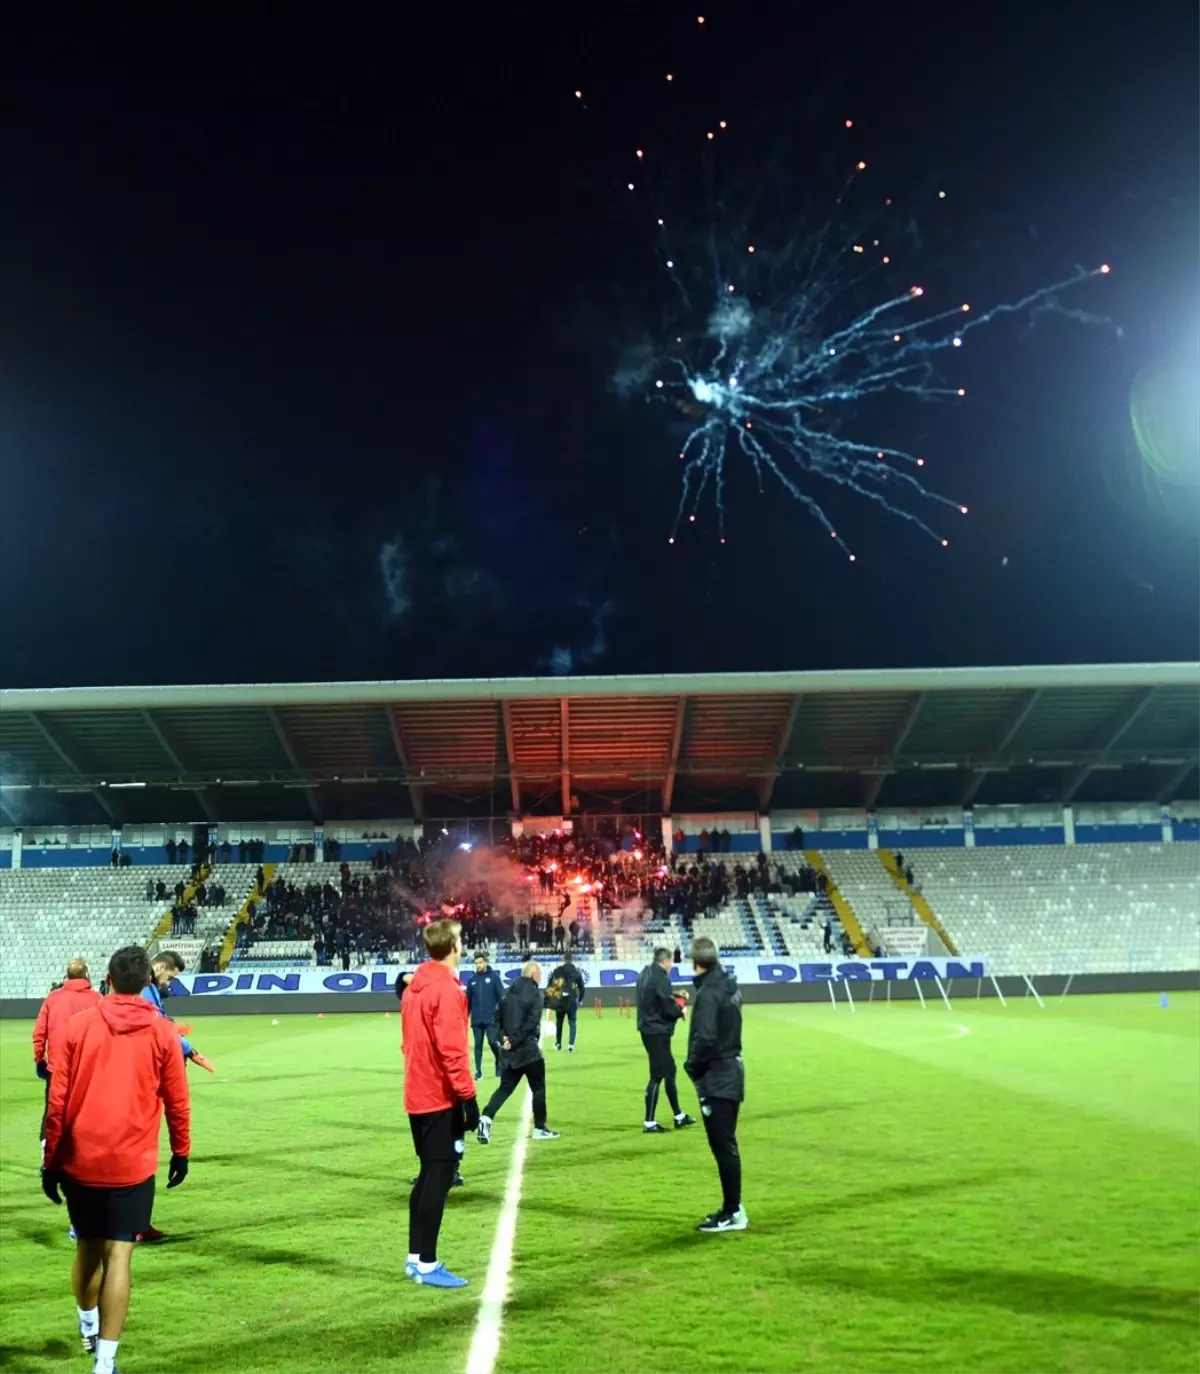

{"left": 3, "top": 3, "right": 1197, "bottom": 690}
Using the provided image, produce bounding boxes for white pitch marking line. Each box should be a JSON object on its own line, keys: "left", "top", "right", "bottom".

{"left": 466, "top": 1019, "right": 550, "bottom": 1374}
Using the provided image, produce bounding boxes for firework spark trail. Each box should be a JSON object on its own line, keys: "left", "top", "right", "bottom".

{"left": 579, "top": 20, "right": 1114, "bottom": 559}
{"left": 658, "top": 258, "right": 1112, "bottom": 555}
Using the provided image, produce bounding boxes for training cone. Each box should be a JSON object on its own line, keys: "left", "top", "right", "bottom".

{"left": 1159, "top": 993, "right": 1169, "bottom": 1009}
{"left": 271, "top": 1018, "right": 279, "bottom": 1026}
{"left": 384, "top": 1011, "right": 391, "bottom": 1019}
{"left": 317, "top": 1012, "right": 325, "bottom": 1020}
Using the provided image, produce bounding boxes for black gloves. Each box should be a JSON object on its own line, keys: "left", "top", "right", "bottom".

{"left": 167, "top": 1154, "right": 189, "bottom": 1189}
{"left": 41, "top": 1168, "right": 63, "bottom": 1205}
{"left": 461, "top": 1097, "right": 481, "bottom": 1132}
{"left": 35, "top": 1061, "right": 50, "bottom": 1082}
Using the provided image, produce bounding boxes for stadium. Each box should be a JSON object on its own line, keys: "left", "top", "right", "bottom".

{"left": 2, "top": 662, "right": 1198, "bottom": 1374}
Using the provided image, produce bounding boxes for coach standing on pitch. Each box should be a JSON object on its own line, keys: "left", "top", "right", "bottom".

{"left": 685, "top": 937, "right": 748, "bottom": 1233}
{"left": 401, "top": 918, "right": 479, "bottom": 1289}
{"left": 476, "top": 961, "right": 559, "bottom": 1143}
{"left": 635, "top": 948, "right": 696, "bottom": 1134}
{"left": 41, "top": 946, "right": 191, "bottom": 1374}
{"left": 466, "top": 953, "right": 505, "bottom": 1080}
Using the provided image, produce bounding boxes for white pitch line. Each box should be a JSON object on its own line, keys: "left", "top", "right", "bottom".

{"left": 466, "top": 1019, "right": 549, "bottom": 1374}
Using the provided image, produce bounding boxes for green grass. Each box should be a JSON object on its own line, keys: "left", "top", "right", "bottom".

{"left": 1, "top": 993, "right": 1197, "bottom": 1374}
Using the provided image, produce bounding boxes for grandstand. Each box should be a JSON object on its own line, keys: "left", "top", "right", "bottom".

{"left": 1, "top": 663, "right": 1197, "bottom": 1000}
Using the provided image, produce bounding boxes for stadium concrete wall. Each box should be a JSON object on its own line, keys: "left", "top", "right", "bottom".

{"left": 3, "top": 971, "right": 1196, "bottom": 1020}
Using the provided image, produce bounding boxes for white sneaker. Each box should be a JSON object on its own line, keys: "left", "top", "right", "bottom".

{"left": 531, "top": 1127, "right": 560, "bottom": 1140}
{"left": 476, "top": 1116, "right": 492, "bottom": 1145}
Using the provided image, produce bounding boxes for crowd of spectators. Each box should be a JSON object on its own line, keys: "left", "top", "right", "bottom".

{"left": 144, "top": 873, "right": 230, "bottom": 938}
{"left": 220, "top": 822, "right": 861, "bottom": 969}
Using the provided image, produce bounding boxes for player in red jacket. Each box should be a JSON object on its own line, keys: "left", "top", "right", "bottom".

{"left": 42, "top": 946, "right": 191, "bottom": 1374}
{"left": 33, "top": 960, "right": 103, "bottom": 1155}
{"left": 401, "top": 919, "right": 478, "bottom": 1289}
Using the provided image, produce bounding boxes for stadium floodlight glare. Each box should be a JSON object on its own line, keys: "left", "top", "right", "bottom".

{"left": 0, "top": 782, "right": 32, "bottom": 791}
{"left": 108, "top": 781, "right": 147, "bottom": 790}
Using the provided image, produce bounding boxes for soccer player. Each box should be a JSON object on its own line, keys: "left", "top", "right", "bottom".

{"left": 144, "top": 952, "right": 216, "bottom": 1075}
{"left": 41, "top": 946, "right": 191, "bottom": 1374}
{"left": 635, "top": 947, "right": 696, "bottom": 1134}
{"left": 684, "top": 937, "right": 748, "bottom": 1233}
{"left": 133, "top": 952, "right": 212, "bottom": 1242}
{"left": 400, "top": 919, "right": 479, "bottom": 1289}
{"left": 465, "top": 952, "right": 504, "bottom": 1080}
{"left": 33, "top": 959, "right": 103, "bottom": 1156}
{"left": 476, "top": 961, "right": 559, "bottom": 1143}
{"left": 545, "top": 952, "right": 586, "bottom": 1053}
{"left": 396, "top": 968, "right": 466, "bottom": 1188}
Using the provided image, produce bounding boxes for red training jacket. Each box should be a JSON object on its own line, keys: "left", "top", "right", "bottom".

{"left": 32, "top": 978, "right": 103, "bottom": 1075}
{"left": 43, "top": 994, "right": 191, "bottom": 1187}
{"left": 401, "top": 960, "right": 475, "bottom": 1115}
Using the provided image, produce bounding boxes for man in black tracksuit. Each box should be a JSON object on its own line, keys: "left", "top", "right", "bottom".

{"left": 465, "top": 954, "right": 505, "bottom": 1080}
{"left": 685, "top": 937, "right": 747, "bottom": 1232}
{"left": 636, "top": 948, "right": 697, "bottom": 1133}
{"left": 396, "top": 970, "right": 466, "bottom": 1187}
{"left": 476, "top": 962, "right": 559, "bottom": 1143}
{"left": 546, "top": 956, "right": 586, "bottom": 1053}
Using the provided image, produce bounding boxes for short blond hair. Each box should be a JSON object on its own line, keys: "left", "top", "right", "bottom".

{"left": 423, "top": 919, "right": 462, "bottom": 962}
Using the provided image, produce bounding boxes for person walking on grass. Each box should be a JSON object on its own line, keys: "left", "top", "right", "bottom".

{"left": 685, "top": 937, "right": 749, "bottom": 1233}
{"left": 476, "top": 961, "right": 559, "bottom": 1144}
{"left": 546, "top": 952, "right": 586, "bottom": 1053}
{"left": 636, "top": 947, "right": 697, "bottom": 1134}
{"left": 400, "top": 919, "right": 480, "bottom": 1289}
{"left": 33, "top": 959, "right": 102, "bottom": 1159}
{"left": 41, "top": 946, "right": 191, "bottom": 1374}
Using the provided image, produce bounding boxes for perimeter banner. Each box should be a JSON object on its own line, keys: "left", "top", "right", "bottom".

{"left": 167, "top": 956, "right": 988, "bottom": 996}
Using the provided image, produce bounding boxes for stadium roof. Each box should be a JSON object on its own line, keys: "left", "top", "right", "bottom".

{"left": 1, "top": 663, "right": 1197, "bottom": 827}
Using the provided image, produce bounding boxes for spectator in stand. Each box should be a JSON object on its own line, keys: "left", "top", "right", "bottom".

{"left": 165, "top": 839, "right": 177, "bottom": 865}
{"left": 178, "top": 839, "right": 189, "bottom": 866}
{"left": 33, "top": 959, "right": 103, "bottom": 1159}
{"left": 144, "top": 880, "right": 154, "bottom": 901}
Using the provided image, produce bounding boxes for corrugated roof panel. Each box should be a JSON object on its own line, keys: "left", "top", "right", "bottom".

{"left": 789, "top": 692, "right": 914, "bottom": 760}
{"left": 275, "top": 705, "right": 396, "bottom": 771}
{"left": 49, "top": 710, "right": 174, "bottom": 775}
{"left": 0, "top": 715, "right": 65, "bottom": 776}
{"left": 1009, "top": 688, "right": 1134, "bottom": 754}
{"left": 154, "top": 708, "right": 290, "bottom": 773}
{"left": 903, "top": 690, "right": 1028, "bottom": 758}
{"left": 394, "top": 703, "right": 500, "bottom": 772}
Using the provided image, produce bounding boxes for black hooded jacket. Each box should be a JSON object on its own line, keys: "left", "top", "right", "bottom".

{"left": 636, "top": 961, "right": 685, "bottom": 1037}
{"left": 545, "top": 961, "right": 586, "bottom": 1012}
{"left": 493, "top": 975, "right": 544, "bottom": 1070}
{"left": 684, "top": 967, "right": 744, "bottom": 1102}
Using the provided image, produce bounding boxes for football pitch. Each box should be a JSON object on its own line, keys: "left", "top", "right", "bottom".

{"left": 1, "top": 992, "right": 1197, "bottom": 1374}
